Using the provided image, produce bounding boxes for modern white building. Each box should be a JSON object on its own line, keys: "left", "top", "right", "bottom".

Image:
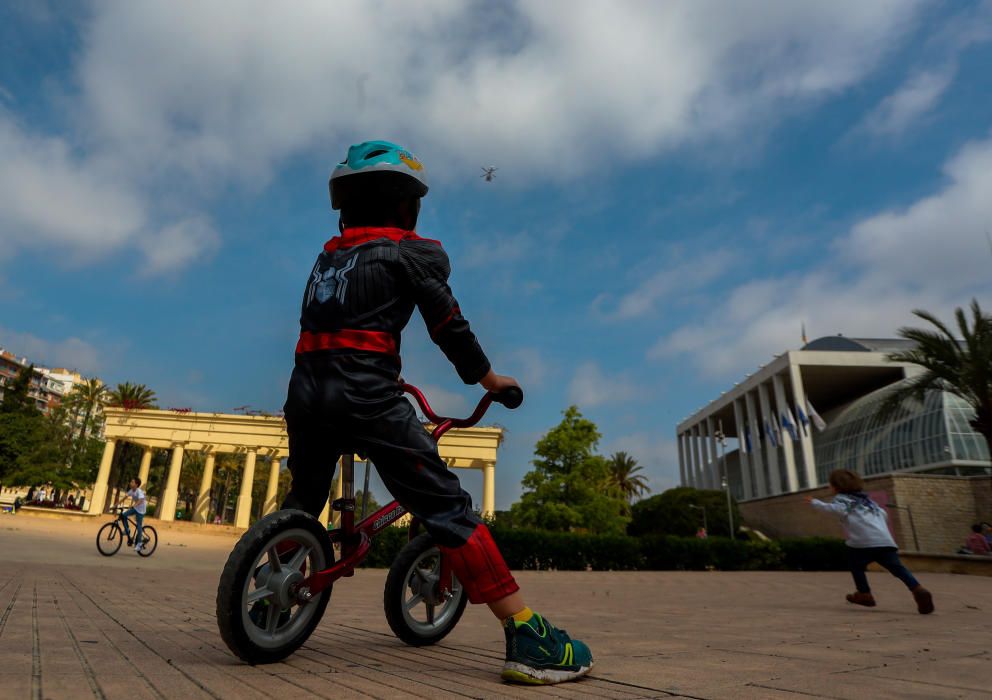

{"left": 676, "top": 336, "right": 991, "bottom": 501}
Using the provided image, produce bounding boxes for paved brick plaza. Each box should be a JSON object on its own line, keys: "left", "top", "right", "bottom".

{"left": 1, "top": 515, "right": 990, "bottom": 699}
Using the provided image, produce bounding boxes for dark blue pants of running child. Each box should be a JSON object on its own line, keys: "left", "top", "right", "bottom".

{"left": 847, "top": 546, "right": 919, "bottom": 593}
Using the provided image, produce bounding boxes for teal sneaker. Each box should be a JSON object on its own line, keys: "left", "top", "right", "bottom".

{"left": 501, "top": 612, "right": 593, "bottom": 684}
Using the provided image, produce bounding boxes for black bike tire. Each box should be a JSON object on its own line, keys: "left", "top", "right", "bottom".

{"left": 137, "top": 526, "right": 158, "bottom": 557}
{"left": 96, "top": 522, "right": 123, "bottom": 556}
{"left": 216, "top": 510, "right": 334, "bottom": 664}
{"left": 383, "top": 533, "right": 468, "bottom": 646}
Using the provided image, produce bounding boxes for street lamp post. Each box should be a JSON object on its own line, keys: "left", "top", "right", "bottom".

{"left": 887, "top": 501, "right": 920, "bottom": 551}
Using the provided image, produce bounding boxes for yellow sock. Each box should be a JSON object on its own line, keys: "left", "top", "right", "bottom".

{"left": 511, "top": 607, "right": 534, "bottom": 624}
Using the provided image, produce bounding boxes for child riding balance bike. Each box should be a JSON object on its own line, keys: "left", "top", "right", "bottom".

{"left": 216, "top": 140, "right": 593, "bottom": 685}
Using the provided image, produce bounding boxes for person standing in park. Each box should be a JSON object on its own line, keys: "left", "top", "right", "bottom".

{"left": 806, "top": 469, "right": 933, "bottom": 614}
{"left": 120, "top": 478, "right": 148, "bottom": 553}
{"left": 964, "top": 524, "right": 991, "bottom": 555}
{"left": 281, "top": 140, "right": 593, "bottom": 684}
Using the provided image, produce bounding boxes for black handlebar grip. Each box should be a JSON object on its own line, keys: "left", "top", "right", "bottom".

{"left": 493, "top": 386, "right": 524, "bottom": 409}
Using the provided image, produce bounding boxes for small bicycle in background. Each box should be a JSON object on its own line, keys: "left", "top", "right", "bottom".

{"left": 96, "top": 506, "right": 158, "bottom": 557}
{"left": 216, "top": 382, "right": 522, "bottom": 664}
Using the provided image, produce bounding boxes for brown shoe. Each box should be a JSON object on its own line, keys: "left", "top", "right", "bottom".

{"left": 846, "top": 592, "right": 876, "bottom": 607}
{"left": 911, "top": 586, "right": 934, "bottom": 615}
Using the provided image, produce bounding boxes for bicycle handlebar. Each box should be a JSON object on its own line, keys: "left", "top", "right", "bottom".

{"left": 401, "top": 382, "right": 523, "bottom": 440}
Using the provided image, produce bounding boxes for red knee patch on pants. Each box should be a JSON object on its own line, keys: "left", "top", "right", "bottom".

{"left": 439, "top": 524, "right": 519, "bottom": 604}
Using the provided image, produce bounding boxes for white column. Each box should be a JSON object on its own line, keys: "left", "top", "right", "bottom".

{"left": 137, "top": 448, "right": 153, "bottom": 489}
{"left": 733, "top": 399, "right": 753, "bottom": 499}
{"left": 744, "top": 391, "right": 767, "bottom": 497}
{"left": 88, "top": 439, "right": 116, "bottom": 514}
{"left": 772, "top": 373, "right": 799, "bottom": 493}
{"left": 677, "top": 433, "right": 687, "bottom": 486}
{"left": 706, "top": 417, "right": 718, "bottom": 489}
{"left": 789, "top": 362, "right": 818, "bottom": 488}
{"left": 691, "top": 424, "right": 704, "bottom": 488}
{"left": 193, "top": 451, "right": 216, "bottom": 524}
{"left": 757, "top": 382, "right": 782, "bottom": 494}
{"left": 482, "top": 463, "right": 495, "bottom": 518}
{"left": 235, "top": 449, "right": 257, "bottom": 528}
{"left": 263, "top": 454, "right": 281, "bottom": 516}
{"left": 159, "top": 445, "right": 185, "bottom": 522}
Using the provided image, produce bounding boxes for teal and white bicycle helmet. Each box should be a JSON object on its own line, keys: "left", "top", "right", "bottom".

{"left": 329, "top": 140, "right": 429, "bottom": 210}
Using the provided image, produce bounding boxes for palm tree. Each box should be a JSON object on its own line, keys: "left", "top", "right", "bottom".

{"left": 105, "top": 382, "right": 157, "bottom": 410}
{"left": 65, "top": 378, "right": 106, "bottom": 469}
{"left": 606, "top": 451, "right": 650, "bottom": 503}
{"left": 881, "top": 299, "right": 992, "bottom": 463}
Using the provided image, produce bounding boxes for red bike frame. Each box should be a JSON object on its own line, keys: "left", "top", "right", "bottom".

{"left": 299, "top": 383, "right": 509, "bottom": 597}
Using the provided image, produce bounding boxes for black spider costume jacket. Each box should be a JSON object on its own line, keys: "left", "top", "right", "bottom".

{"left": 294, "top": 226, "right": 490, "bottom": 389}
{"left": 281, "top": 226, "right": 518, "bottom": 602}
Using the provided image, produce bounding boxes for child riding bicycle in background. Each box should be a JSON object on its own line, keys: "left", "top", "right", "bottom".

{"left": 280, "top": 140, "right": 592, "bottom": 684}
{"left": 121, "top": 477, "right": 147, "bottom": 553}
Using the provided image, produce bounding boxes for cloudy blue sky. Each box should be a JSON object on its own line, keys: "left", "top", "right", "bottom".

{"left": 2, "top": 1, "right": 991, "bottom": 509}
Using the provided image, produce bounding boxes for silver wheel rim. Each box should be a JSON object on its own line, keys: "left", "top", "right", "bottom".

{"left": 241, "top": 528, "right": 327, "bottom": 650}
{"left": 399, "top": 546, "right": 463, "bottom": 636}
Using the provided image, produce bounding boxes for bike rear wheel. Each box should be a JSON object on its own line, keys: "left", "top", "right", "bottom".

{"left": 384, "top": 533, "right": 467, "bottom": 646}
{"left": 137, "top": 526, "right": 158, "bottom": 557}
{"left": 96, "top": 522, "right": 123, "bottom": 556}
{"left": 217, "top": 510, "right": 334, "bottom": 664}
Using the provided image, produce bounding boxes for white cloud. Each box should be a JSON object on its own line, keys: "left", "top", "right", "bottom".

{"left": 0, "top": 1, "right": 931, "bottom": 272}
{"left": 600, "top": 248, "right": 735, "bottom": 320}
{"left": 503, "top": 347, "right": 553, "bottom": 389}
{"left": 652, "top": 134, "right": 992, "bottom": 378}
{"left": 568, "top": 361, "right": 644, "bottom": 408}
{"left": 139, "top": 217, "right": 221, "bottom": 275}
{"left": 0, "top": 327, "right": 103, "bottom": 375}
{"left": 0, "top": 116, "right": 145, "bottom": 255}
{"left": 858, "top": 67, "right": 955, "bottom": 137}
{"left": 73, "top": 1, "right": 924, "bottom": 186}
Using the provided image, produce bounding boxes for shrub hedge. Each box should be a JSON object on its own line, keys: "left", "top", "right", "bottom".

{"left": 357, "top": 524, "right": 847, "bottom": 572}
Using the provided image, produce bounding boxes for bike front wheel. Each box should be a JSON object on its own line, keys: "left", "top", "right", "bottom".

{"left": 216, "top": 510, "right": 334, "bottom": 664}
{"left": 384, "top": 533, "right": 467, "bottom": 646}
{"left": 96, "top": 522, "right": 123, "bottom": 556}
{"left": 137, "top": 526, "right": 158, "bottom": 557}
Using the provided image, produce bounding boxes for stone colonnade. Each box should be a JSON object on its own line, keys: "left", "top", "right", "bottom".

{"left": 677, "top": 359, "right": 817, "bottom": 500}
{"left": 89, "top": 408, "right": 502, "bottom": 526}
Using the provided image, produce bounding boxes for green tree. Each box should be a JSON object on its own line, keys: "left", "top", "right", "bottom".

{"left": 628, "top": 487, "right": 740, "bottom": 538}
{"left": 606, "top": 451, "right": 650, "bottom": 506}
{"left": 63, "top": 379, "right": 106, "bottom": 469}
{"left": 1, "top": 365, "right": 41, "bottom": 416}
{"left": 509, "top": 406, "right": 629, "bottom": 535}
{"left": 881, "top": 299, "right": 992, "bottom": 462}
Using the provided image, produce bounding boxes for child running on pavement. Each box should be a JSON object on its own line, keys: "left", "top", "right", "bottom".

{"left": 121, "top": 477, "right": 147, "bottom": 553}
{"left": 280, "top": 140, "right": 592, "bottom": 684}
{"left": 806, "top": 469, "right": 933, "bottom": 614}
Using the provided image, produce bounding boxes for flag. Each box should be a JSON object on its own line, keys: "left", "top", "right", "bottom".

{"left": 781, "top": 410, "right": 798, "bottom": 441}
{"left": 764, "top": 418, "right": 779, "bottom": 448}
{"left": 806, "top": 398, "right": 826, "bottom": 431}
{"left": 744, "top": 426, "right": 753, "bottom": 453}
{"left": 796, "top": 404, "right": 810, "bottom": 436}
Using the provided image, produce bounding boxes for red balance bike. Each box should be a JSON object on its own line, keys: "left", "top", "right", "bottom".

{"left": 216, "top": 383, "right": 522, "bottom": 664}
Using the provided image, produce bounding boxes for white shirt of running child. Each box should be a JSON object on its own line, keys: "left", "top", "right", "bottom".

{"left": 127, "top": 488, "right": 147, "bottom": 515}
{"left": 811, "top": 493, "right": 897, "bottom": 548}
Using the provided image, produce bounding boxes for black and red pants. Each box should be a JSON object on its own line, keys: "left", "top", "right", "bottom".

{"left": 281, "top": 353, "right": 518, "bottom": 604}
